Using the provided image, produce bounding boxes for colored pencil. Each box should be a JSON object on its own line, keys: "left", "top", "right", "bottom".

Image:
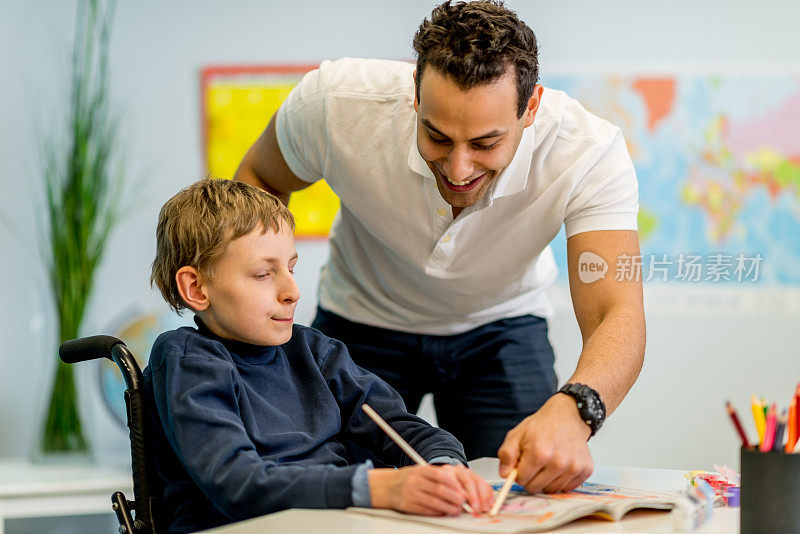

{"left": 760, "top": 404, "right": 777, "bottom": 452}
{"left": 725, "top": 401, "right": 751, "bottom": 448}
{"left": 787, "top": 397, "right": 797, "bottom": 453}
{"left": 772, "top": 411, "right": 787, "bottom": 452}
{"left": 751, "top": 395, "right": 766, "bottom": 445}
{"left": 489, "top": 468, "right": 519, "bottom": 517}
{"left": 361, "top": 404, "right": 473, "bottom": 514}
{"left": 795, "top": 384, "right": 800, "bottom": 447}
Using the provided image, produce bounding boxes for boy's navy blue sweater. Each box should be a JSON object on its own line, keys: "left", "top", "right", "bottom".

{"left": 142, "top": 318, "right": 466, "bottom": 533}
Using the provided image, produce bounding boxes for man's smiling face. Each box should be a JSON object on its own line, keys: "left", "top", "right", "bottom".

{"left": 414, "top": 65, "right": 541, "bottom": 213}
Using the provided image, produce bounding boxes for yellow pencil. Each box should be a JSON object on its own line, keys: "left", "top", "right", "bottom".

{"left": 489, "top": 468, "right": 519, "bottom": 517}
{"left": 751, "top": 395, "right": 766, "bottom": 445}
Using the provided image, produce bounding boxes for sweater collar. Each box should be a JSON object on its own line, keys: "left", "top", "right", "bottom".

{"left": 194, "top": 316, "right": 278, "bottom": 363}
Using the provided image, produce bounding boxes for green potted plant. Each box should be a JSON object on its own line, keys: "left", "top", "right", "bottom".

{"left": 38, "top": 0, "right": 124, "bottom": 458}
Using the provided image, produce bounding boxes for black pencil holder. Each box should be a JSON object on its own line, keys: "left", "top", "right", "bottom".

{"left": 740, "top": 447, "right": 800, "bottom": 534}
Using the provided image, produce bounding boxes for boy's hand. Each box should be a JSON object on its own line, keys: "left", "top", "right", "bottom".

{"left": 440, "top": 464, "right": 494, "bottom": 514}
{"left": 369, "top": 465, "right": 493, "bottom": 516}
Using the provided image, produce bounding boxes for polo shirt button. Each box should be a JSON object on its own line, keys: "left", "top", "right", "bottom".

{"left": 437, "top": 209, "right": 447, "bottom": 216}
{"left": 443, "top": 235, "right": 451, "bottom": 243}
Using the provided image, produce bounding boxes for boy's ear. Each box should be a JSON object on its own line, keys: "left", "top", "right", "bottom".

{"left": 175, "top": 266, "right": 209, "bottom": 311}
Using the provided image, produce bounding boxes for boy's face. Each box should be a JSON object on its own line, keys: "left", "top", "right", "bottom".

{"left": 199, "top": 223, "right": 299, "bottom": 346}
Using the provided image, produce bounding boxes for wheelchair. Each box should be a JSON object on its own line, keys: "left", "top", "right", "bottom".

{"left": 60, "top": 336, "right": 161, "bottom": 533}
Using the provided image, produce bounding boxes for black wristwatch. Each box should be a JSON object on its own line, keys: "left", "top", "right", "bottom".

{"left": 558, "top": 383, "right": 606, "bottom": 437}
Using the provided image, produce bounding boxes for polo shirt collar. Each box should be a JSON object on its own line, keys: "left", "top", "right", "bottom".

{"left": 406, "top": 121, "right": 536, "bottom": 201}
{"left": 491, "top": 124, "right": 536, "bottom": 199}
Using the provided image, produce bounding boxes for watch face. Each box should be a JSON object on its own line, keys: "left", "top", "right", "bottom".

{"left": 585, "top": 396, "right": 598, "bottom": 416}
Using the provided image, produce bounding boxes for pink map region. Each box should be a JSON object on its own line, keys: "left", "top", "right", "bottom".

{"left": 727, "top": 92, "right": 800, "bottom": 156}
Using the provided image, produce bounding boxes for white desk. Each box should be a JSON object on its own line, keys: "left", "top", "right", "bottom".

{"left": 0, "top": 459, "right": 132, "bottom": 534}
{"left": 206, "top": 458, "right": 739, "bottom": 533}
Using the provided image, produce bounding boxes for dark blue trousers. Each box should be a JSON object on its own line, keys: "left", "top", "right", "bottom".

{"left": 311, "top": 307, "right": 558, "bottom": 460}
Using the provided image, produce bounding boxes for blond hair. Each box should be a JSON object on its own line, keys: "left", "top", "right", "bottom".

{"left": 151, "top": 178, "right": 295, "bottom": 313}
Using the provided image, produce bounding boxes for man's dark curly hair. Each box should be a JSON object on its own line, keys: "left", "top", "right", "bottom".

{"left": 412, "top": 0, "right": 539, "bottom": 119}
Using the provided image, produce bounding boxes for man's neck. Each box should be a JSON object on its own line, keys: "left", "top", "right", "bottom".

{"left": 452, "top": 206, "right": 464, "bottom": 219}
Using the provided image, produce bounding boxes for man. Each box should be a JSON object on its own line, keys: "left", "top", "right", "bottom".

{"left": 236, "top": 0, "right": 645, "bottom": 494}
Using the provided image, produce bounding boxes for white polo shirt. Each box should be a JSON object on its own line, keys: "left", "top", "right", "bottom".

{"left": 276, "top": 58, "right": 638, "bottom": 335}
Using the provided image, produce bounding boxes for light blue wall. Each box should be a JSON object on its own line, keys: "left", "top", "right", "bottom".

{"left": 1, "top": 0, "right": 799, "bottom": 471}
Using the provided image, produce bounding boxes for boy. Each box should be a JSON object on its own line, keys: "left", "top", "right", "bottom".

{"left": 144, "top": 179, "right": 493, "bottom": 533}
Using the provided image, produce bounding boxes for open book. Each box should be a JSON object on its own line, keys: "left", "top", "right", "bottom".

{"left": 347, "top": 481, "right": 681, "bottom": 533}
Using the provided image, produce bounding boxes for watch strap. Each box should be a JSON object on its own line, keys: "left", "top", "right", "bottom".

{"left": 558, "top": 383, "right": 606, "bottom": 437}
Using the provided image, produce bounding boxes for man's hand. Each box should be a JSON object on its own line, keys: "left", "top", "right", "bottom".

{"left": 369, "top": 464, "right": 493, "bottom": 516}
{"left": 497, "top": 393, "right": 593, "bottom": 494}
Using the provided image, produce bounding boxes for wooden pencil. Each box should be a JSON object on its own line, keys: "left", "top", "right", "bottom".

{"left": 751, "top": 395, "right": 766, "bottom": 445}
{"left": 789, "top": 397, "right": 798, "bottom": 453}
{"left": 361, "top": 403, "right": 474, "bottom": 514}
{"left": 362, "top": 404, "right": 427, "bottom": 465}
{"left": 760, "top": 404, "right": 777, "bottom": 452}
{"left": 489, "top": 468, "right": 519, "bottom": 517}
{"left": 725, "top": 401, "right": 751, "bottom": 448}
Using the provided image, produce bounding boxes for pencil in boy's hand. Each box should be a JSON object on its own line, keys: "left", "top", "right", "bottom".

{"left": 489, "top": 467, "right": 518, "bottom": 517}
{"left": 725, "top": 401, "right": 751, "bottom": 448}
{"left": 361, "top": 403, "right": 474, "bottom": 514}
{"left": 361, "top": 404, "right": 427, "bottom": 465}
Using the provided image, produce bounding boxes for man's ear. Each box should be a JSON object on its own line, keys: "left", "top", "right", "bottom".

{"left": 175, "top": 266, "right": 209, "bottom": 311}
{"left": 413, "top": 69, "right": 420, "bottom": 112}
{"left": 523, "top": 84, "right": 544, "bottom": 128}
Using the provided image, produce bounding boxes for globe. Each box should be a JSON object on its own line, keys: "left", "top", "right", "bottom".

{"left": 98, "top": 309, "right": 192, "bottom": 427}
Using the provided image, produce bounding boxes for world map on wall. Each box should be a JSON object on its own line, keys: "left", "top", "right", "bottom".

{"left": 545, "top": 74, "right": 800, "bottom": 286}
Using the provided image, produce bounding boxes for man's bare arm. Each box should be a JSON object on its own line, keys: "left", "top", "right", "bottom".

{"left": 565, "top": 229, "right": 645, "bottom": 415}
{"left": 234, "top": 114, "right": 311, "bottom": 205}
